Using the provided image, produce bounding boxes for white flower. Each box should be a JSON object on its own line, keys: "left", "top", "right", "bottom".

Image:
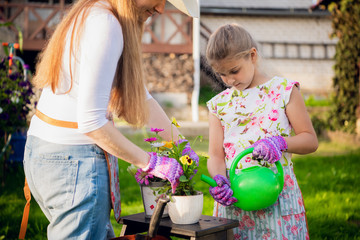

{"left": 10, "top": 96, "right": 19, "bottom": 103}
{"left": 0, "top": 107, "right": 2, "bottom": 114}
{"left": 151, "top": 142, "right": 165, "bottom": 148}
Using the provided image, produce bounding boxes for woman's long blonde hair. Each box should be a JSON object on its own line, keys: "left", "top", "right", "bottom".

{"left": 33, "top": 0, "right": 148, "bottom": 126}
{"left": 206, "top": 23, "right": 259, "bottom": 72}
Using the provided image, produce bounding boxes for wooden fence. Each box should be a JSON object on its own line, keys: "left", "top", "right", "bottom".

{"left": 0, "top": 1, "right": 193, "bottom": 53}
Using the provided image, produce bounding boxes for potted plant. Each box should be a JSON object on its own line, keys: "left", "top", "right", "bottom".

{"left": 0, "top": 52, "right": 34, "bottom": 183}
{"left": 127, "top": 161, "right": 169, "bottom": 218}
{"left": 127, "top": 118, "right": 206, "bottom": 224}
{"left": 0, "top": 57, "right": 34, "bottom": 147}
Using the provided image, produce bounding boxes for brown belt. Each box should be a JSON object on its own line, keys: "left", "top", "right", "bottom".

{"left": 35, "top": 109, "right": 78, "bottom": 129}
{"left": 20, "top": 110, "right": 121, "bottom": 239}
{"left": 20, "top": 110, "right": 77, "bottom": 239}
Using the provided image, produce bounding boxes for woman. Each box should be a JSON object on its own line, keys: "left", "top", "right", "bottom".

{"left": 22, "top": 0, "right": 199, "bottom": 239}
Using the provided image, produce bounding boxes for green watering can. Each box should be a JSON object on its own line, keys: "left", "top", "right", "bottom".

{"left": 201, "top": 147, "right": 284, "bottom": 211}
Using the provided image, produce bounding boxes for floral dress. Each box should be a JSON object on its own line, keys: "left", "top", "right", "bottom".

{"left": 207, "top": 77, "right": 309, "bottom": 240}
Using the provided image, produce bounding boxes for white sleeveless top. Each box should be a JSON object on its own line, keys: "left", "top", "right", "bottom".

{"left": 207, "top": 77, "right": 306, "bottom": 216}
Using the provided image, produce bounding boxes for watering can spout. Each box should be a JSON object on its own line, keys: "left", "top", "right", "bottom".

{"left": 200, "top": 174, "right": 217, "bottom": 187}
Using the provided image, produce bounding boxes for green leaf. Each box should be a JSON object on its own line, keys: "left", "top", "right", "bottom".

{"left": 217, "top": 101, "right": 229, "bottom": 107}
{"left": 237, "top": 118, "right": 251, "bottom": 126}
{"left": 179, "top": 175, "right": 188, "bottom": 182}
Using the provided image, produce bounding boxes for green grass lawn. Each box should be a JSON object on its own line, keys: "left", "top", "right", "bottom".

{"left": 1, "top": 135, "right": 359, "bottom": 239}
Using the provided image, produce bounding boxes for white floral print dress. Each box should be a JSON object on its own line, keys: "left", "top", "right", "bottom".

{"left": 207, "top": 77, "right": 309, "bottom": 240}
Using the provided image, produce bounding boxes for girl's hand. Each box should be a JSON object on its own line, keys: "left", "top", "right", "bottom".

{"left": 209, "top": 175, "right": 238, "bottom": 206}
{"left": 142, "top": 152, "right": 184, "bottom": 193}
{"left": 250, "top": 136, "right": 288, "bottom": 163}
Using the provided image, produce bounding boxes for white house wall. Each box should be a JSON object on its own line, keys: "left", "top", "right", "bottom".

{"left": 200, "top": 0, "right": 315, "bottom": 9}
{"left": 201, "top": 15, "right": 336, "bottom": 97}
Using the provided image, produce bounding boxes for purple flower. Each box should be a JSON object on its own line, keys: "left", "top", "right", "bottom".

{"left": 27, "top": 87, "right": 33, "bottom": 95}
{"left": 0, "top": 56, "right": 35, "bottom": 134}
{"left": 0, "top": 59, "right": 5, "bottom": 69}
{"left": 135, "top": 169, "right": 154, "bottom": 185}
{"left": 144, "top": 137, "right": 157, "bottom": 142}
{"left": 189, "top": 169, "right": 198, "bottom": 180}
{"left": 10, "top": 72, "right": 21, "bottom": 80}
{"left": 150, "top": 128, "right": 164, "bottom": 133}
{"left": 0, "top": 112, "right": 9, "bottom": 120}
{"left": 19, "top": 81, "right": 27, "bottom": 87}
{"left": 177, "top": 139, "right": 200, "bottom": 165}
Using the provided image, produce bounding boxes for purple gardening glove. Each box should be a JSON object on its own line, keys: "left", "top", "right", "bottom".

{"left": 250, "top": 136, "right": 288, "bottom": 164}
{"left": 142, "top": 152, "right": 184, "bottom": 193}
{"left": 209, "top": 175, "right": 237, "bottom": 206}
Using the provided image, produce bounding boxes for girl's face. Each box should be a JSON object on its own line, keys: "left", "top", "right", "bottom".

{"left": 134, "top": 0, "right": 166, "bottom": 22}
{"left": 216, "top": 49, "right": 257, "bottom": 91}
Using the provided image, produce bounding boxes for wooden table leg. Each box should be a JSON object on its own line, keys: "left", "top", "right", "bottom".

{"left": 120, "top": 224, "right": 148, "bottom": 236}
{"left": 189, "top": 230, "right": 231, "bottom": 240}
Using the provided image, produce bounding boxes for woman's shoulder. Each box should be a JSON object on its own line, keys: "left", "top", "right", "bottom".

{"left": 82, "top": 3, "right": 123, "bottom": 41}
{"left": 85, "top": 2, "right": 121, "bottom": 29}
{"left": 78, "top": 3, "right": 123, "bottom": 56}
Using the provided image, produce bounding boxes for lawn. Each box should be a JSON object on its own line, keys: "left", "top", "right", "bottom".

{"left": 0, "top": 135, "right": 359, "bottom": 240}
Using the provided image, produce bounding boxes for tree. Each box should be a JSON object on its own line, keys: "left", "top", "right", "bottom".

{"left": 328, "top": 0, "right": 360, "bottom": 133}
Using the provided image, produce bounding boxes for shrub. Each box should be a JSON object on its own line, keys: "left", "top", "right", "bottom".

{"left": 0, "top": 57, "right": 34, "bottom": 145}
{"left": 328, "top": 1, "right": 360, "bottom": 133}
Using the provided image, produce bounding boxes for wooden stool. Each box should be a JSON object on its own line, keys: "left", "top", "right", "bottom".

{"left": 119, "top": 213, "right": 238, "bottom": 240}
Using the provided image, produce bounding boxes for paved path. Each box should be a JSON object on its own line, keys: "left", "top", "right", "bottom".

{"left": 116, "top": 121, "right": 209, "bottom": 137}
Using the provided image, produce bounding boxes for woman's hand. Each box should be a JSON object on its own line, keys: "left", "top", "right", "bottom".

{"left": 250, "top": 136, "right": 287, "bottom": 163}
{"left": 142, "top": 152, "right": 184, "bottom": 193}
{"left": 209, "top": 175, "right": 237, "bottom": 206}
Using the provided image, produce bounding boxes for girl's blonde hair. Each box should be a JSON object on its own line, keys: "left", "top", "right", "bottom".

{"left": 206, "top": 23, "right": 259, "bottom": 71}
{"left": 33, "top": 0, "right": 148, "bottom": 127}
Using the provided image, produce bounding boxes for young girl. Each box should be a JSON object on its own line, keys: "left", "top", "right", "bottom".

{"left": 205, "top": 23, "right": 318, "bottom": 240}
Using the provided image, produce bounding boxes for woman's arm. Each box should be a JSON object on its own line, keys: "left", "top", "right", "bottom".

{"left": 86, "top": 120, "right": 184, "bottom": 191}
{"left": 284, "top": 86, "right": 318, "bottom": 154}
{"left": 85, "top": 122, "right": 150, "bottom": 168}
{"left": 85, "top": 98, "right": 182, "bottom": 168}
{"left": 146, "top": 98, "right": 181, "bottom": 142}
{"left": 208, "top": 113, "right": 227, "bottom": 178}
{"left": 77, "top": 14, "right": 151, "bottom": 167}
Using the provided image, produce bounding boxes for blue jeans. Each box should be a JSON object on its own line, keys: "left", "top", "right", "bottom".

{"left": 23, "top": 136, "right": 115, "bottom": 239}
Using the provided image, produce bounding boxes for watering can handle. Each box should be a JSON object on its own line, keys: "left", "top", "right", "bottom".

{"left": 201, "top": 147, "right": 284, "bottom": 193}
{"left": 229, "top": 147, "right": 284, "bottom": 193}
{"left": 275, "top": 158, "right": 284, "bottom": 192}
{"left": 229, "top": 148, "right": 254, "bottom": 180}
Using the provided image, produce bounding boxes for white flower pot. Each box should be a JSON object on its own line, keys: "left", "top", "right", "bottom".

{"left": 140, "top": 182, "right": 169, "bottom": 218}
{"left": 168, "top": 191, "right": 203, "bottom": 224}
